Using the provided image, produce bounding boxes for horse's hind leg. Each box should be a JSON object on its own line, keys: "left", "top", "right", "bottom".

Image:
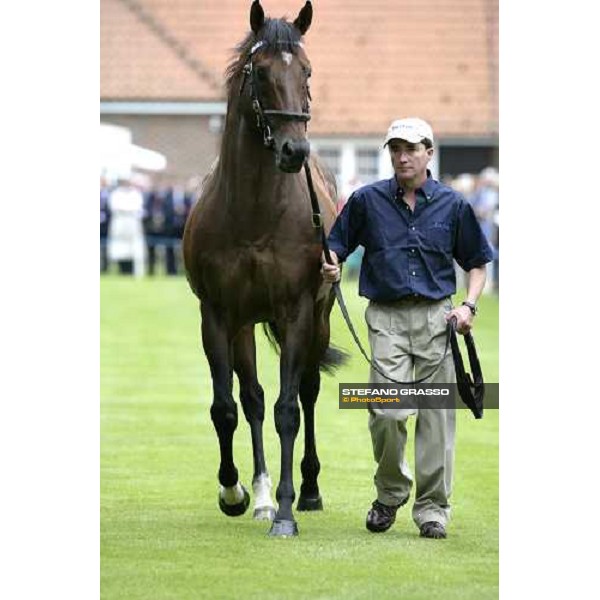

{"left": 297, "top": 305, "right": 333, "bottom": 511}
{"left": 233, "top": 326, "right": 276, "bottom": 521}
{"left": 297, "top": 361, "right": 323, "bottom": 511}
{"left": 201, "top": 302, "right": 249, "bottom": 517}
{"left": 298, "top": 310, "right": 333, "bottom": 510}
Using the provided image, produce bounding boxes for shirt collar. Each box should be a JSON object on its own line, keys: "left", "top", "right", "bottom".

{"left": 390, "top": 169, "right": 438, "bottom": 202}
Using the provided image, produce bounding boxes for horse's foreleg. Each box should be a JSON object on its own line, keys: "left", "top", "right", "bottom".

{"left": 269, "top": 300, "right": 313, "bottom": 537}
{"left": 233, "top": 326, "right": 275, "bottom": 521}
{"left": 201, "top": 303, "right": 249, "bottom": 517}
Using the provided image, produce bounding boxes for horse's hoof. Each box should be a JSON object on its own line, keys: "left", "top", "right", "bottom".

{"left": 297, "top": 494, "right": 323, "bottom": 511}
{"left": 268, "top": 519, "right": 299, "bottom": 537}
{"left": 218, "top": 485, "right": 250, "bottom": 517}
{"left": 253, "top": 506, "right": 276, "bottom": 521}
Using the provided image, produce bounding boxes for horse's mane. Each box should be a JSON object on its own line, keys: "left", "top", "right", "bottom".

{"left": 225, "top": 18, "right": 303, "bottom": 95}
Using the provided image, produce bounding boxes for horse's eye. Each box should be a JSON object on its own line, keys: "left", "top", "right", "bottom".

{"left": 304, "top": 67, "right": 312, "bottom": 78}
{"left": 255, "top": 66, "right": 268, "bottom": 81}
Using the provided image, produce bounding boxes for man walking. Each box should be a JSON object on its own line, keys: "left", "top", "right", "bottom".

{"left": 321, "top": 118, "right": 493, "bottom": 539}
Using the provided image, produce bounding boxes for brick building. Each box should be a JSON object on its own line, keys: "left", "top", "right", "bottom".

{"left": 101, "top": 0, "right": 498, "bottom": 189}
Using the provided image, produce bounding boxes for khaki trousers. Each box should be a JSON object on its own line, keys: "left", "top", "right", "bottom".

{"left": 366, "top": 297, "right": 456, "bottom": 527}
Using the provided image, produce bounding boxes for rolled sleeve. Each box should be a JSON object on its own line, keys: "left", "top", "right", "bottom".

{"left": 453, "top": 199, "right": 494, "bottom": 271}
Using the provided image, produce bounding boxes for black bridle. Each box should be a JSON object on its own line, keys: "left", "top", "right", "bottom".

{"left": 239, "top": 40, "right": 311, "bottom": 149}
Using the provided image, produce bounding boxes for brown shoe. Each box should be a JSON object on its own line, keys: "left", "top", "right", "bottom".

{"left": 419, "top": 521, "right": 447, "bottom": 539}
{"left": 366, "top": 500, "right": 400, "bottom": 533}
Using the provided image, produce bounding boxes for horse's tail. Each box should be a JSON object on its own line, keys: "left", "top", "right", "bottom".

{"left": 262, "top": 322, "right": 349, "bottom": 374}
{"left": 319, "top": 345, "right": 350, "bottom": 374}
{"left": 262, "top": 321, "right": 281, "bottom": 354}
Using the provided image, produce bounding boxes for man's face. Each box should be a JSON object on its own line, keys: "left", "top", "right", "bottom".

{"left": 388, "top": 139, "right": 434, "bottom": 182}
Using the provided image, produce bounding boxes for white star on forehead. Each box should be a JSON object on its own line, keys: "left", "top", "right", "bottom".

{"left": 281, "top": 51, "right": 293, "bottom": 66}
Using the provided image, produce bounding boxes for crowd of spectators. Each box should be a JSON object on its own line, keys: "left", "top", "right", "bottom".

{"left": 101, "top": 175, "right": 199, "bottom": 277}
{"left": 445, "top": 167, "right": 499, "bottom": 292}
{"left": 100, "top": 167, "right": 499, "bottom": 291}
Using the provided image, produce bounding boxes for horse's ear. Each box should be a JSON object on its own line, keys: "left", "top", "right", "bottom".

{"left": 294, "top": 1, "right": 313, "bottom": 35}
{"left": 250, "top": 0, "right": 265, "bottom": 34}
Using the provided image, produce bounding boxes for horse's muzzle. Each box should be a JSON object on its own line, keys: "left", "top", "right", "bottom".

{"left": 277, "top": 139, "right": 310, "bottom": 173}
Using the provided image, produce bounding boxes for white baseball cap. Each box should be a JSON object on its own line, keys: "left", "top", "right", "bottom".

{"left": 383, "top": 118, "right": 434, "bottom": 147}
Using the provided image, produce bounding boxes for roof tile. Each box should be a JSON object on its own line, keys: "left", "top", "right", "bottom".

{"left": 101, "top": 0, "right": 498, "bottom": 137}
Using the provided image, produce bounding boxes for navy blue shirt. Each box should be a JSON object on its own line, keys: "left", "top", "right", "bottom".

{"left": 328, "top": 173, "right": 494, "bottom": 301}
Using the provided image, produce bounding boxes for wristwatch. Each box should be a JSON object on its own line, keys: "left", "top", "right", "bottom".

{"left": 461, "top": 301, "right": 478, "bottom": 316}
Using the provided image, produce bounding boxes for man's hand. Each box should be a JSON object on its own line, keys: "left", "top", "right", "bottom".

{"left": 321, "top": 250, "right": 340, "bottom": 283}
{"left": 445, "top": 304, "right": 474, "bottom": 335}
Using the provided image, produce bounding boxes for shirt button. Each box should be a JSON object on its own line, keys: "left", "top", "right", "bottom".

{"left": 410, "top": 226, "right": 415, "bottom": 230}
{"left": 412, "top": 271, "right": 416, "bottom": 276}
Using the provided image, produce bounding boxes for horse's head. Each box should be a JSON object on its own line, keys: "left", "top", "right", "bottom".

{"left": 238, "top": 1, "right": 313, "bottom": 173}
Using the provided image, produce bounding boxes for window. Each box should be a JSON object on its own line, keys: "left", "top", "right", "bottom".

{"left": 439, "top": 145, "right": 498, "bottom": 177}
{"left": 356, "top": 148, "right": 379, "bottom": 183}
{"left": 317, "top": 147, "right": 341, "bottom": 182}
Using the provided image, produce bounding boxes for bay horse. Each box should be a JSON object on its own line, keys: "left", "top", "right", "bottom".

{"left": 183, "top": 0, "right": 344, "bottom": 537}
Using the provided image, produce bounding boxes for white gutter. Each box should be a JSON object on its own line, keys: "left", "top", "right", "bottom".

{"left": 100, "top": 101, "right": 227, "bottom": 115}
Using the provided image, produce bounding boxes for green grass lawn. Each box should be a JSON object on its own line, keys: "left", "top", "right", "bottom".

{"left": 101, "top": 275, "right": 498, "bottom": 599}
